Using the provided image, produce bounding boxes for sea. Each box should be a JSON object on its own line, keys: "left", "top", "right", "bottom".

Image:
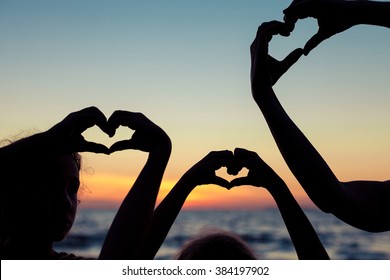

{"left": 53, "top": 208, "right": 390, "bottom": 260}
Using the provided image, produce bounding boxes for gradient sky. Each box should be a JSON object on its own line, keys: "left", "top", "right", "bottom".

{"left": 1, "top": 0, "right": 389, "bottom": 210}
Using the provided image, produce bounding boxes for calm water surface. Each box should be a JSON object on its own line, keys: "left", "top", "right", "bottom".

{"left": 54, "top": 208, "right": 390, "bottom": 260}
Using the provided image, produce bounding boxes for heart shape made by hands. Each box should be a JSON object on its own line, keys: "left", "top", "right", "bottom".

{"left": 212, "top": 154, "right": 252, "bottom": 190}
{"left": 82, "top": 125, "right": 133, "bottom": 154}
{"left": 79, "top": 109, "right": 168, "bottom": 155}
{"left": 216, "top": 166, "right": 249, "bottom": 184}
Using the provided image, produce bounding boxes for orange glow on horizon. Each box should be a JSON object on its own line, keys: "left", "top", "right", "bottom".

{"left": 78, "top": 173, "right": 315, "bottom": 210}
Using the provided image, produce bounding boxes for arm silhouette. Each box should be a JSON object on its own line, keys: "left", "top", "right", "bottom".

{"left": 98, "top": 111, "right": 171, "bottom": 259}
{"left": 250, "top": 20, "right": 390, "bottom": 232}
{"left": 141, "top": 150, "right": 233, "bottom": 259}
{"left": 230, "top": 148, "right": 329, "bottom": 260}
{"left": 0, "top": 108, "right": 173, "bottom": 259}
{"left": 283, "top": 0, "right": 390, "bottom": 55}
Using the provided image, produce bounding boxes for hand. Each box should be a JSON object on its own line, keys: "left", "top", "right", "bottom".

{"left": 181, "top": 150, "right": 234, "bottom": 189}
{"left": 283, "top": 0, "right": 359, "bottom": 55}
{"left": 229, "top": 148, "right": 283, "bottom": 190}
{"left": 250, "top": 21, "right": 303, "bottom": 94}
{"left": 46, "top": 106, "right": 110, "bottom": 154}
{"left": 107, "top": 111, "right": 171, "bottom": 154}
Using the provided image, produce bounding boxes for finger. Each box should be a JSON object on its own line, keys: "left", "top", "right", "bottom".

{"left": 229, "top": 177, "right": 252, "bottom": 188}
{"left": 233, "top": 147, "right": 254, "bottom": 161}
{"left": 107, "top": 111, "right": 146, "bottom": 129}
{"left": 279, "top": 30, "right": 291, "bottom": 37}
{"left": 267, "top": 54, "right": 279, "bottom": 65}
{"left": 283, "top": 15, "right": 296, "bottom": 33}
{"left": 256, "top": 21, "right": 289, "bottom": 41}
{"left": 250, "top": 39, "right": 257, "bottom": 62}
{"left": 252, "top": 21, "right": 290, "bottom": 66}
{"left": 107, "top": 111, "right": 154, "bottom": 138}
{"left": 226, "top": 151, "right": 243, "bottom": 175}
{"left": 303, "top": 32, "right": 327, "bottom": 55}
{"left": 206, "top": 150, "right": 234, "bottom": 169}
{"left": 283, "top": 0, "right": 309, "bottom": 23}
{"left": 109, "top": 139, "right": 136, "bottom": 153}
{"left": 251, "top": 24, "right": 272, "bottom": 77}
{"left": 233, "top": 148, "right": 263, "bottom": 170}
{"left": 106, "top": 111, "right": 132, "bottom": 136}
{"left": 82, "top": 106, "right": 109, "bottom": 133}
{"left": 208, "top": 176, "right": 230, "bottom": 189}
{"left": 53, "top": 108, "right": 108, "bottom": 145}
{"left": 270, "top": 48, "right": 304, "bottom": 86}
{"left": 226, "top": 163, "right": 241, "bottom": 176}
{"left": 79, "top": 141, "right": 110, "bottom": 154}
{"left": 68, "top": 107, "right": 108, "bottom": 136}
{"left": 261, "top": 20, "right": 288, "bottom": 35}
{"left": 282, "top": 48, "right": 304, "bottom": 67}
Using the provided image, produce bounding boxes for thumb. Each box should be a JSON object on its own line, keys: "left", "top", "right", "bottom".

{"left": 109, "top": 139, "right": 137, "bottom": 153}
{"left": 229, "top": 177, "right": 252, "bottom": 189}
{"left": 80, "top": 141, "right": 110, "bottom": 154}
{"left": 304, "top": 32, "right": 328, "bottom": 55}
{"left": 281, "top": 48, "right": 304, "bottom": 71}
{"left": 209, "top": 176, "right": 231, "bottom": 189}
{"left": 272, "top": 48, "right": 304, "bottom": 85}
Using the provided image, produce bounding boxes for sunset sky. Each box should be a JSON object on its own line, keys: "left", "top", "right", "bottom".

{"left": 1, "top": 0, "right": 389, "bottom": 210}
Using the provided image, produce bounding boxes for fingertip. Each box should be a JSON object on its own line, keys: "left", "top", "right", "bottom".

{"left": 226, "top": 167, "right": 239, "bottom": 176}
{"left": 303, "top": 48, "right": 311, "bottom": 56}
{"left": 108, "top": 143, "right": 120, "bottom": 153}
{"left": 226, "top": 184, "right": 235, "bottom": 191}
{"left": 100, "top": 146, "right": 111, "bottom": 155}
{"left": 104, "top": 123, "right": 119, "bottom": 138}
{"left": 229, "top": 177, "right": 249, "bottom": 188}
{"left": 233, "top": 147, "right": 249, "bottom": 159}
{"left": 223, "top": 149, "right": 234, "bottom": 157}
{"left": 100, "top": 148, "right": 110, "bottom": 155}
{"left": 283, "top": 14, "right": 297, "bottom": 25}
{"left": 292, "top": 48, "right": 305, "bottom": 58}
{"left": 279, "top": 30, "right": 291, "bottom": 37}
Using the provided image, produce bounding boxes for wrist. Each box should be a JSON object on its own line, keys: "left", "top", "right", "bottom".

{"left": 349, "top": 1, "right": 387, "bottom": 26}
{"left": 180, "top": 177, "right": 198, "bottom": 191}
{"left": 252, "top": 85, "right": 275, "bottom": 108}
{"left": 179, "top": 171, "right": 199, "bottom": 189}
{"left": 266, "top": 179, "right": 289, "bottom": 197}
{"left": 148, "top": 137, "right": 172, "bottom": 158}
{"left": 148, "top": 147, "right": 171, "bottom": 165}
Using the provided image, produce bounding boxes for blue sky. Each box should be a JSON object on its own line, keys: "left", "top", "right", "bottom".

{"left": 1, "top": 0, "right": 389, "bottom": 208}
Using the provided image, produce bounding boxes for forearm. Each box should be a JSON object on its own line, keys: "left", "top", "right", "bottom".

{"left": 254, "top": 86, "right": 344, "bottom": 212}
{"left": 142, "top": 177, "right": 196, "bottom": 259}
{"left": 350, "top": 1, "right": 390, "bottom": 28}
{"left": 268, "top": 181, "right": 329, "bottom": 260}
{"left": 99, "top": 148, "right": 171, "bottom": 260}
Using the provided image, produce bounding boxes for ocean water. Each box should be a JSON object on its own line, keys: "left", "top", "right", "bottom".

{"left": 54, "top": 208, "right": 390, "bottom": 260}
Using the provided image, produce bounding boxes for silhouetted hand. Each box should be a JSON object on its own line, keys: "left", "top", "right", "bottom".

{"left": 107, "top": 111, "right": 171, "bottom": 154}
{"left": 181, "top": 150, "right": 234, "bottom": 189}
{"left": 47, "top": 106, "right": 110, "bottom": 154}
{"left": 283, "top": 0, "right": 360, "bottom": 55}
{"left": 250, "top": 21, "right": 303, "bottom": 95}
{"left": 229, "top": 148, "right": 283, "bottom": 190}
